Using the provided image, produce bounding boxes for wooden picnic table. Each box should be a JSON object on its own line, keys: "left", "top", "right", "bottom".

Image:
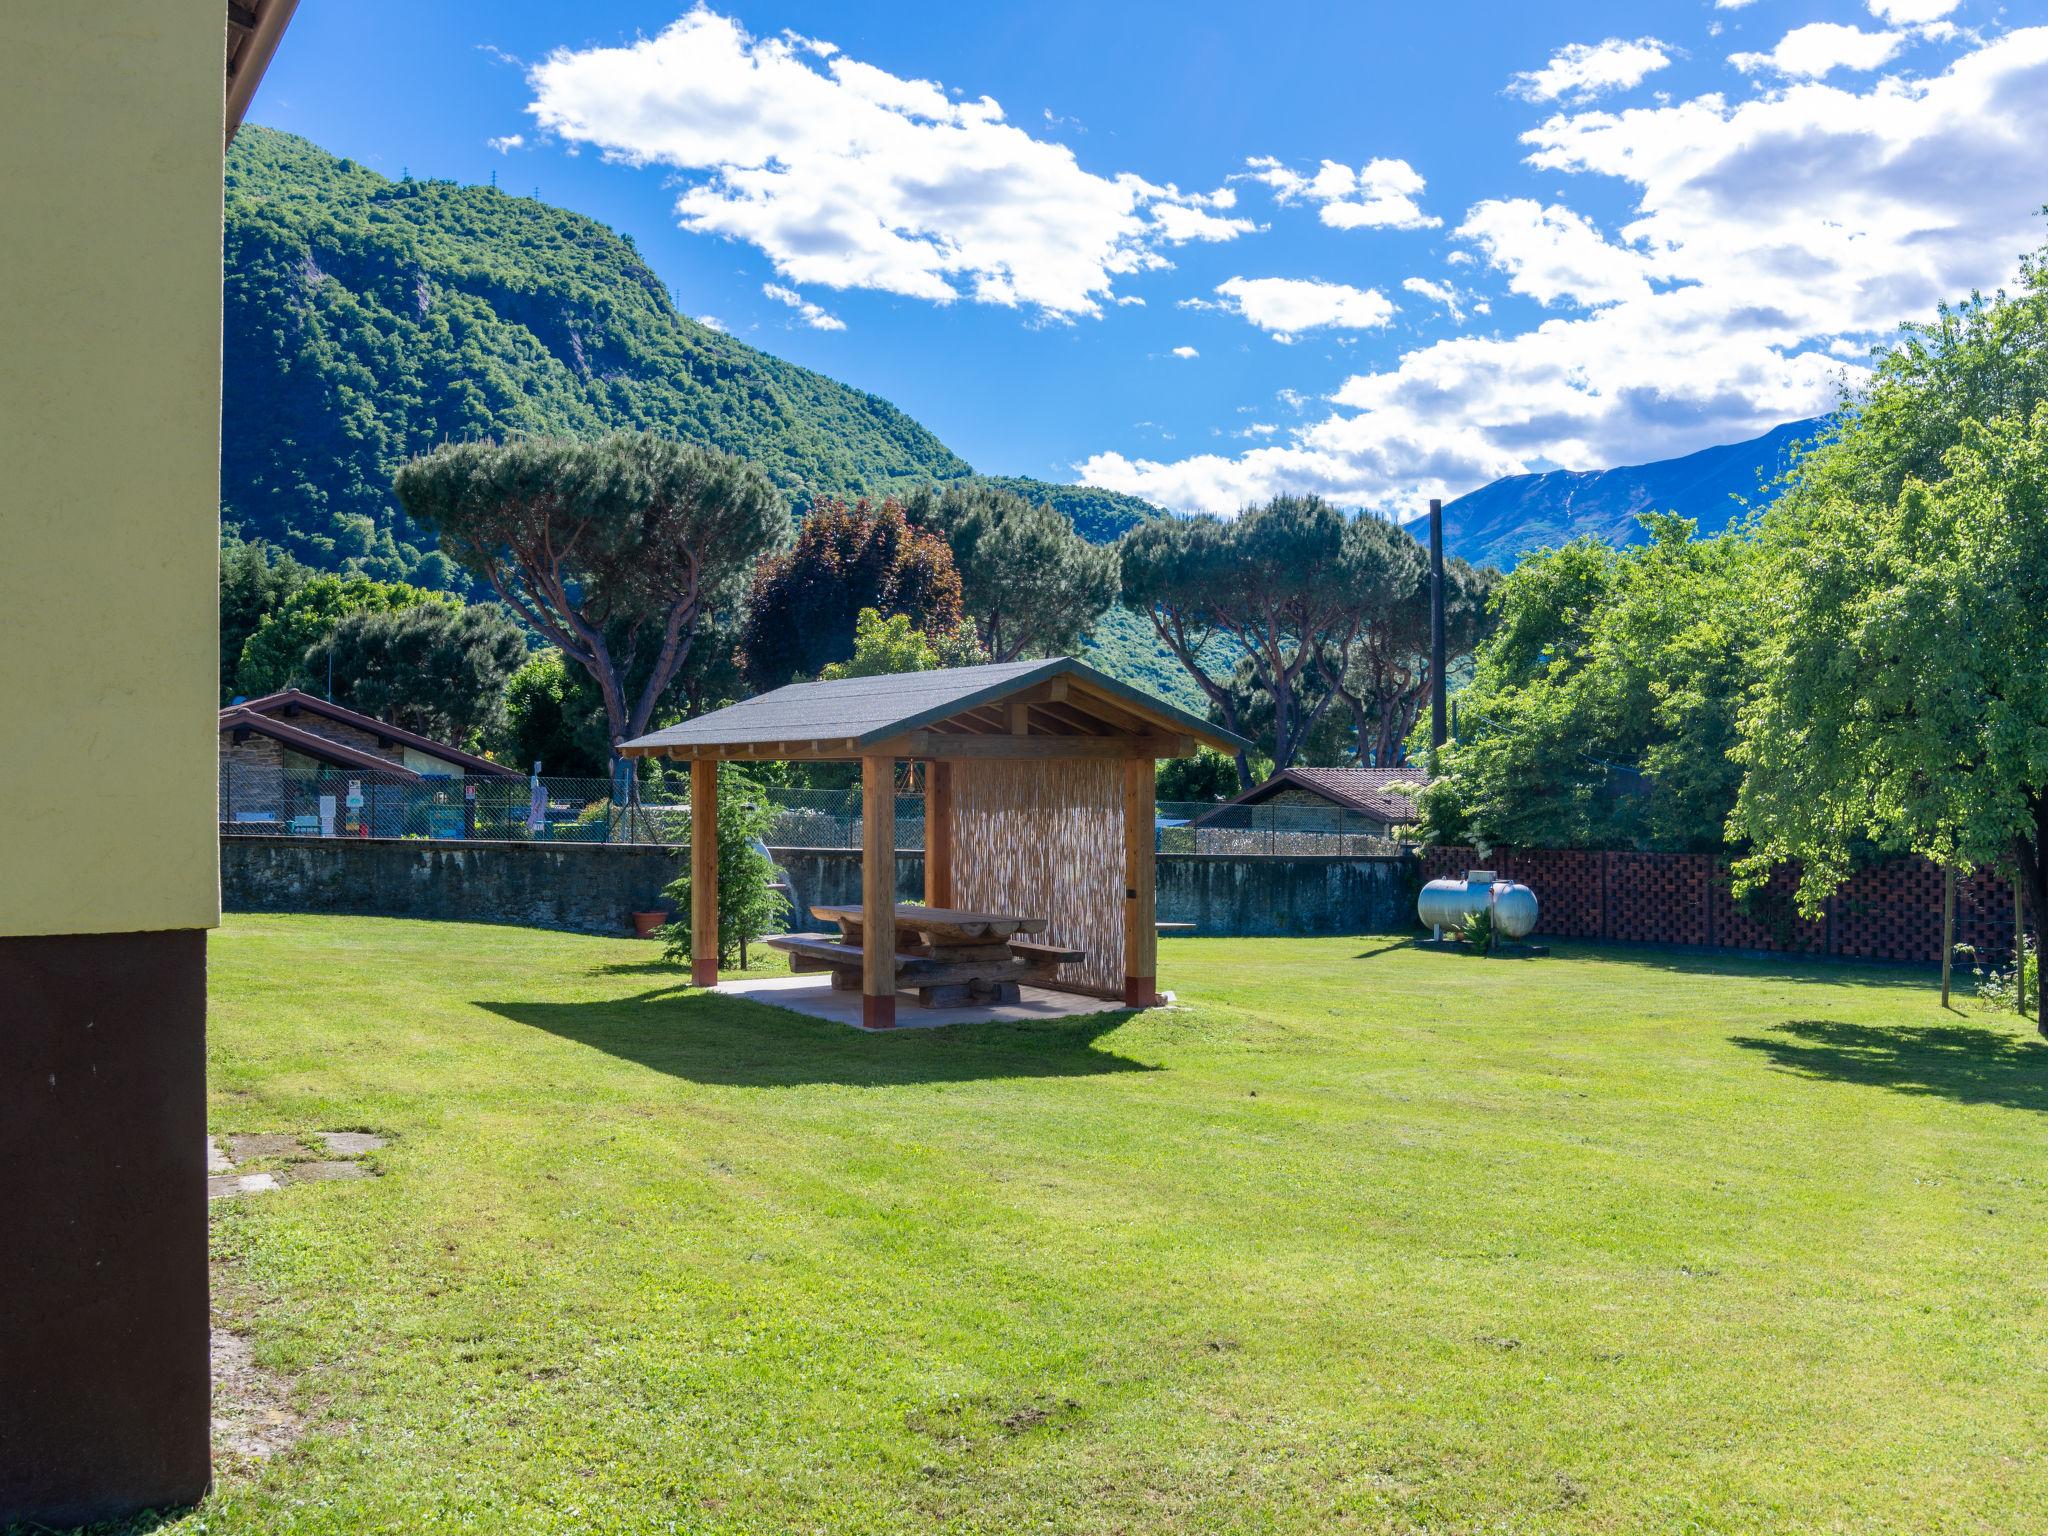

{"left": 812, "top": 903, "right": 1048, "bottom": 947}
{"left": 767, "top": 904, "right": 1077, "bottom": 1008}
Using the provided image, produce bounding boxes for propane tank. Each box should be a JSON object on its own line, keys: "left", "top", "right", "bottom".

{"left": 1419, "top": 869, "right": 1539, "bottom": 941}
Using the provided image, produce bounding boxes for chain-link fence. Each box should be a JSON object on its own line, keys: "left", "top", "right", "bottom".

{"left": 220, "top": 762, "right": 657, "bottom": 844}
{"left": 219, "top": 763, "right": 1401, "bottom": 855}
{"left": 1155, "top": 800, "right": 1404, "bottom": 857}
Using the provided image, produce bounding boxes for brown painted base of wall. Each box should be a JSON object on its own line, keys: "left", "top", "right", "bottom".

{"left": 0, "top": 930, "right": 210, "bottom": 1528}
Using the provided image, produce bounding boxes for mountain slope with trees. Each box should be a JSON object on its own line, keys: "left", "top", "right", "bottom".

{"left": 222, "top": 127, "right": 970, "bottom": 584}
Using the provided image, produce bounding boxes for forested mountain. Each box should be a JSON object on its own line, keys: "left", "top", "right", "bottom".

{"left": 975, "top": 477, "right": 1163, "bottom": 543}
{"left": 1413, "top": 419, "right": 1823, "bottom": 569}
{"left": 222, "top": 128, "right": 971, "bottom": 584}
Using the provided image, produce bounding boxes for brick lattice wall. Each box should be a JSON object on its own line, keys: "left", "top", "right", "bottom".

{"left": 1423, "top": 847, "right": 2028, "bottom": 966}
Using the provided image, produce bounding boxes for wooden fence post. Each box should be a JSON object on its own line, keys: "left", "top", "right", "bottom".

{"left": 1940, "top": 865, "right": 1954, "bottom": 1008}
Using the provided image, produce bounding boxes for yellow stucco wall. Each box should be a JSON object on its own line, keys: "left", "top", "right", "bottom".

{"left": 0, "top": 2, "right": 225, "bottom": 936}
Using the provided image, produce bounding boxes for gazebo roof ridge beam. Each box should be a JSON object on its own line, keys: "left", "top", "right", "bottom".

{"left": 876, "top": 729, "right": 1194, "bottom": 760}
{"left": 1030, "top": 700, "right": 1114, "bottom": 736}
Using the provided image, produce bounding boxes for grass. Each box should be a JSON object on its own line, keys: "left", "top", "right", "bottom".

{"left": 125, "top": 918, "right": 2048, "bottom": 1531}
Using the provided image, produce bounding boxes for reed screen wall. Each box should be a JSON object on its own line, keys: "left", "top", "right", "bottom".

{"left": 948, "top": 757, "right": 1125, "bottom": 994}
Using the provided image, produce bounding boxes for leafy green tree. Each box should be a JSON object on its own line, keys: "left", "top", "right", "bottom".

{"left": 821, "top": 608, "right": 942, "bottom": 679}
{"left": 738, "top": 497, "right": 964, "bottom": 689}
{"left": 1156, "top": 748, "right": 1241, "bottom": 803}
{"left": 1208, "top": 655, "right": 1351, "bottom": 769}
{"left": 1733, "top": 408, "right": 2048, "bottom": 1028}
{"left": 394, "top": 432, "right": 784, "bottom": 767}
{"left": 1120, "top": 497, "right": 1355, "bottom": 788}
{"left": 302, "top": 600, "right": 528, "bottom": 747}
{"left": 661, "top": 765, "right": 792, "bottom": 968}
{"left": 219, "top": 533, "right": 307, "bottom": 700}
{"left": 904, "top": 482, "right": 1119, "bottom": 661}
{"left": 1416, "top": 516, "right": 1756, "bottom": 853}
{"left": 1315, "top": 516, "right": 1498, "bottom": 768}
{"left": 497, "top": 651, "right": 605, "bottom": 775}
{"left": 236, "top": 571, "right": 442, "bottom": 697}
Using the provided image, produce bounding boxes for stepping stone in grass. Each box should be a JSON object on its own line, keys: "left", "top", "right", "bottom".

{"left": 285, "top": 1160, "right": 373, "bottom": 1184}
{"left": 315, "top": 1131, "right": 387, "bottom": 1158}
{"left": 206, "top": 1137, "right": 232, "bottom": 1174}
{"left": 208, "top": 1173, "right": 281, "bottom": 1200}
{"left": 226, "top": 1133, "right": 308, "bottom": 1163}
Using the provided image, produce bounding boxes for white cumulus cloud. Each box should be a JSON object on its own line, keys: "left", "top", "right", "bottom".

{"left": 1402, "top": 276, "right": 1466, "bottom": 322}
{"left": 1194, "top": 276, "right": 1396, "bottom": 342}
{"left": 1510, "top": 38, "right": 1672, "bottom": 103}
{"left": 524, "top": 7, "right": 1252, "bottom": 318}
{"left": 487, "top": 133, "right": 526, "bottom": 153}
{"left": 762, "top": 282, "right": 845, "bottom": 331}
{"left": 1731, "top": 23, "right": 1908, "bottom": 79}
{"left": 1170, "top": 345, "right": 1199, "bottom": 359}
{"left": 1080, "top": 27, "right": 2048, "bottom": 517}
{"left": 1869, "top": 0, "right": 1959, "bottom": 22}
{"left": 1241, "top": 156, "right": 1440, "bottom": 231}
{"left": 1454, "top": 200, "right": 1657, "bottom": 308}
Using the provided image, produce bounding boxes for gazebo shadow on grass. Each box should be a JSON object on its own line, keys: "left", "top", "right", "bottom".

{"left": 1731, "top": 1017, "right": 2048, "bottom": 1113}
{"left": 477, "top": 987, "right": 1157, "bottom": 1089}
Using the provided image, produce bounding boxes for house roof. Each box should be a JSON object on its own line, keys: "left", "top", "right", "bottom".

{"left": 219, "top": 707, "right": 425, "bottom": 780}
{"left": 1191, "top": 766, "right": 1433, "bottom": 826}
{"left": 229, "top": 690, "right": 522, "bottom": 778}
{"left": 226, "top": 0, "right": 299, "bottom": 145}
{"left": 619, "top": 656, "right": 1248, "bottom": 760}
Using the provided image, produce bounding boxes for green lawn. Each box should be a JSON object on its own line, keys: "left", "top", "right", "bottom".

{"left": 152, "top": 917, "right": 2048, "bottom": 1532}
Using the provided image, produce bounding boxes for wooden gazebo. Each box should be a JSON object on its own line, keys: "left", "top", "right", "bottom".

{"left": 618, "top": 657, "right": 1247, "bottom": 1028}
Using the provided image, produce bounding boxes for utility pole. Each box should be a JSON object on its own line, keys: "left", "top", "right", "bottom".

{"left": 1429, "top": 496, "right": 1447, "bottom": 761}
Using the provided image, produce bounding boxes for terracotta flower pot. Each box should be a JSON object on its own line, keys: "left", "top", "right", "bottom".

{"left": 632, "top": 910, "right": 671, "bottom": 939}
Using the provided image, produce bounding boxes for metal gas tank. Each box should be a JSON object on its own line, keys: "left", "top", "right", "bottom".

{"left": 1419, "top": 869, "right": 1539, "bottom": 940}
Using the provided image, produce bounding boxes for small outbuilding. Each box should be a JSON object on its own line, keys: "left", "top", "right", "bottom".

{"left": 619, "top": 656, "right": 1246, "bottom": 1028}
{"left": 1191, "top": 766, "right": 1430, "bottom": 835}
{"left": 219, "top": 689, "right": 519, "bottom": 834}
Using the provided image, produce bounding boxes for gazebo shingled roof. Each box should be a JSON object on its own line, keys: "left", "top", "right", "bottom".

{"left": 618, "top": 656, "right": 1242, "bottom": 760}
{"left": 617, "top": 657, "right": 1247, "bottom": 1029}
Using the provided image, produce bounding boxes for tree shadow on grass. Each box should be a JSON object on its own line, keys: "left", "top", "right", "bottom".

{"left": 478, "top": 988, "right": 1156, "bottom": 1089}
{"left": 1731, "top": 1017, "right": 2048, "bottom": 1112}
{"left": 1541, "top": 942, "right": 1937, "bottom": 991}
{"left": 1354, "top": 937, "right": 1420, "bottom": 960}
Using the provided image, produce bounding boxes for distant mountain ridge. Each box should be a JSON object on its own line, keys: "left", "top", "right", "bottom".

{"left": 1411, "top": 419, "right": 1824, "bottom": 569}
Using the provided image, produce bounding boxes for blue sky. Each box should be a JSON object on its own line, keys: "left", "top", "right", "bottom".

{"left": 255, "top": 0, "right": 2048, "bottom": 514}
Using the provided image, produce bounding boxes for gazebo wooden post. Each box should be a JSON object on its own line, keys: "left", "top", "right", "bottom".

{"left": 862, "top": 754, "right": 898, "bottom": 1029}
{"left": 1122, "top": 757, "right": 1158, "bottom": 1007}
{"left": 689, "top": 758, "right": 719, "bottom": 987}
{"left": 924, "top": 760, "right": 954, "bottom": 909}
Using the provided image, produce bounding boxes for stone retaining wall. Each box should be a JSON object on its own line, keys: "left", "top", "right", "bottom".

{"left": 221, "top": 836, "right": 1413, "bottom": 939}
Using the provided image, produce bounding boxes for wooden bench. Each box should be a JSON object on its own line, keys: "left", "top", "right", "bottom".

{"left": 766, "top": 924, "right": 1084, "bottom": 1008}
{"left": 1008, "top": 940, "right": 1086, "bottom": 966}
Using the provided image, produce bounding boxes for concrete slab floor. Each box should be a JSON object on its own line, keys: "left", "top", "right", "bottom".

{"left": 714, "top": 973, "right": 1130, "bottom": 1031}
